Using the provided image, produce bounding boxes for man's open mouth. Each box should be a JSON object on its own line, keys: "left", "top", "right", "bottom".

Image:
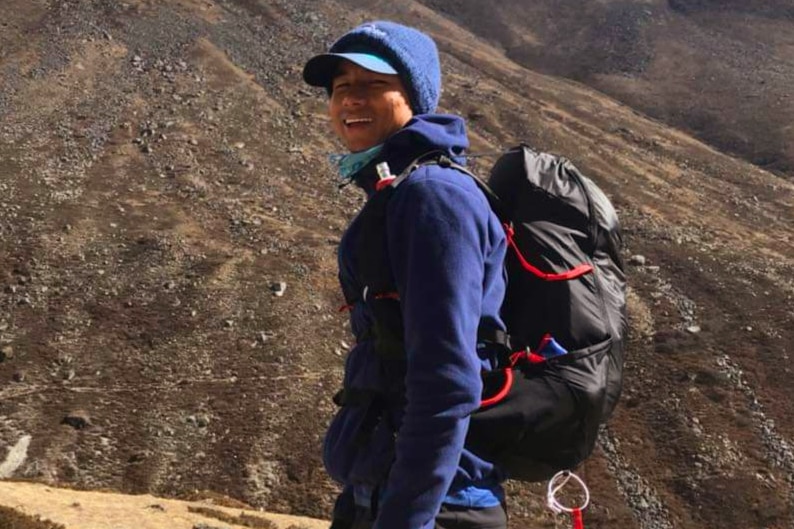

{"left": 344, "top": 118, "right": 373, "bottom": 126}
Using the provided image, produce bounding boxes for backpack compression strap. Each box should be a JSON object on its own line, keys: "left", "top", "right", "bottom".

{"left": 503, "top": 225, "right": 594, "bottom": 281}
{"left": 434, "top": 156, "right": 595, "bottom": 282}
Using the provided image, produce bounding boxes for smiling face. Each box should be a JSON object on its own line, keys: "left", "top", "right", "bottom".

{"left": 329, "top": 60, "right": 414, "bottom": 153}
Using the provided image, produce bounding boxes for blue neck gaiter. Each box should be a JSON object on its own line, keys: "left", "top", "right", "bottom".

{"left": 329, "top": 144, "right": 384, "bottom": 184}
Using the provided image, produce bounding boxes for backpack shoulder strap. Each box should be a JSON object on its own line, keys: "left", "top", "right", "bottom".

{"left": 389, "top": 153, "right": 514, "bottom": 356}
{"left": 390, "top": 153, "right": 511, "bottom": 224}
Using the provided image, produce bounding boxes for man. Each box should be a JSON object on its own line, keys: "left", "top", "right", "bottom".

{"left": 303, "top": 21, "right": 508, "bottom": 529}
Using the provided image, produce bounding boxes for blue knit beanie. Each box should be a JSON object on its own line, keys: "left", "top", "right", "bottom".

{"left": 303, "top": 21, "right": 441, "bottom": 115}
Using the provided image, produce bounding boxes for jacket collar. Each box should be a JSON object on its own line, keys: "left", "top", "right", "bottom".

{"left": 351, "top": 114, "right": 469, "bottom": 197}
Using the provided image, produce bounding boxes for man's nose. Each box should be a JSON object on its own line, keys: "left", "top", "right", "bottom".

{"left": 342, "top": 84, "right": 367, "bottom": 106}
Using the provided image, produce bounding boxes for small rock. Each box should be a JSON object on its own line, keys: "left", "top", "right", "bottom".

{"left": 12, "top": 371, "right": 25, "bottom": 383}
{"left": 257, "top": 332, "right": 269, "bottom": 343}
{"left": 745, "top": 326, "right": 753, "bottom": 332}
{"left": 164, "top": 281, "right": 177, "bottom": 290}
{"left": 5, "top": 285, "right": 17, "bottom": 294}
{"left": 188, "top": 138, "right": 198, "bottom": 146}
{"left": 0, "top": 345, "right": 13, "bottom": 362}
{"left": 62, "top": 410, "right": 91, "bottom": 430}
{"left": 629, "top": 255, "right": 647, "bottom": 266}
{"left": 223, "top": 319, "right": 234, "bottom": 328}
{"left": 271, "top": 282, "right": 287, "bottom": 297}
{"left": 686, "top": 325, "right": 701, "bottom": 334}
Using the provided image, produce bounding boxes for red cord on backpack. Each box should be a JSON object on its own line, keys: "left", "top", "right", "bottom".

{"left": 503, "top": 224, "right": 593, "bottom": 281}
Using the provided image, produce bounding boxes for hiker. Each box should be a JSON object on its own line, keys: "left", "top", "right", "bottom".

{"left": 303, "top": 20, "right": 509, "bottom": 529}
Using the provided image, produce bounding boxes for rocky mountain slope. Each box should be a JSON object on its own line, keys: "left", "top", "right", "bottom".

{"left": 418, "top": 0, "right": 794, "bottom": 179}
{"left": 1, "top": 1, "right": 792, "bottom": 528}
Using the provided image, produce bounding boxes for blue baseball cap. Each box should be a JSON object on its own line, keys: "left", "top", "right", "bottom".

{"left": 303, "top": 52, "right": 398, "bottom": 89}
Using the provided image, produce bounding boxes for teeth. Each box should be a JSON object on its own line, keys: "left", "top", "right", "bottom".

{"left": 345, "top": 118, "right": 372, "bottom": 125}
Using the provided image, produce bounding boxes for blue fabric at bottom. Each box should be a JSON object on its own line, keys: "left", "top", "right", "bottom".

{"left": 354, "top": 483, "right": 503, "bottom": 509}
{"left": 443, "top": 484, "right": 504, "bottom": 508}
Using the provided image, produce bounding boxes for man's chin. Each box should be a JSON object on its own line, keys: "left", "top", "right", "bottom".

{"left": 346, "top": 139, "right": 378, "bottom": 153}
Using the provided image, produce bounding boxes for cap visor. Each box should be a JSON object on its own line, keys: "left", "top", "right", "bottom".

{"left": 303, "top": 52, "right": 397, "bottom": 88}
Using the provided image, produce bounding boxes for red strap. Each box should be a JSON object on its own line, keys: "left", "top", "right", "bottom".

{"left": 536, "top": 333, "right": 552, "bottom": 353}
{"left": 373, "top": 291, "right": 400, "bottom": 301}
{"left": 339, "top": 291, "right": 399, "bottom": 312}
{"left": 480, "top": 368, "right": 513, "bottom": 408}
{"left": 508, "top": 351, "right": 526, "bottom": 366}
{"left": 509, "top": 350, "right": 547, "bottom": 365}
{"left": 375, "top": 177, "right": 396, "bottom": 191}
{"left": 527, "top": 352, "right": 547, "bottom": 364}
{"left": 572, "top": 508, "right": 584, "bottom": 529}
{"left": 503, "top": 224, "right": 593, "bottom": 281}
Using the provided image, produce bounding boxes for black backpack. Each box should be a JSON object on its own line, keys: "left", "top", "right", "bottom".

{"left": 340, "top": 144, "right": 627, "bottom": 482}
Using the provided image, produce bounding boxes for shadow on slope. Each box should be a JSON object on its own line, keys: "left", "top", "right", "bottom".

{"left": 0, "top": 506, "right": 65, "bottom": 529}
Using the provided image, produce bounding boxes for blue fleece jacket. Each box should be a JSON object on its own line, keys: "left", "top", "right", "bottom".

{"left": 324, "top": 114, "right": 507, "bottom": 529}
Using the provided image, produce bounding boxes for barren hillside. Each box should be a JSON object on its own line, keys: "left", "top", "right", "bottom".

{"left": 1, "top": 1, "right": 792, "bottom": 528}
{"left": 418, "top": 0, "right": 794, "bottom": 179}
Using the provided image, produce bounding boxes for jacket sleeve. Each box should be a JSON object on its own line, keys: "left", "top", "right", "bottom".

{"left": 374, "top": 169, "right": 491, "bottom": 529}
